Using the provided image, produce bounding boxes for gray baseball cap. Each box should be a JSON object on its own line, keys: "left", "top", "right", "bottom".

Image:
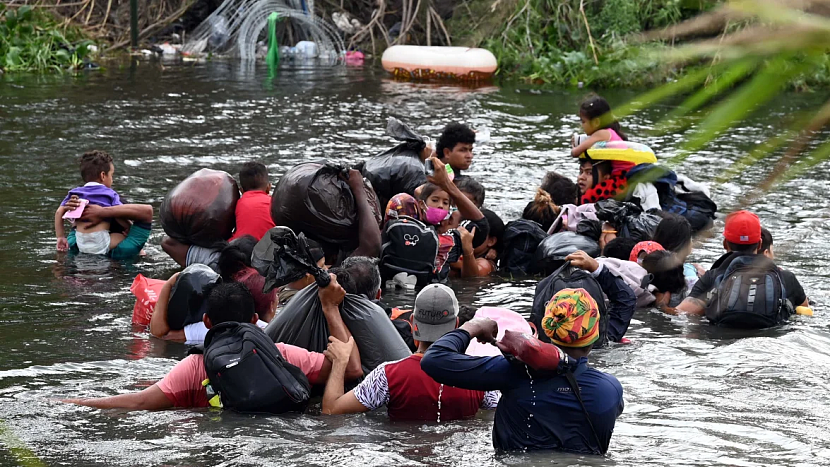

{"left": 413, "top": 284, "right": 459, "bottom": 342}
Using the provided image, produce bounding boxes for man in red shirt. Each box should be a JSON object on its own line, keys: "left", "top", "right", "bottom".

{"left": 321, "top": 284, "right": 498, "bottom": 421}
{"left": 63, "top": 275, "right": 363, "bottom": 410}
{"left": 229, "top": 162, "right": 276, "bottom": 242}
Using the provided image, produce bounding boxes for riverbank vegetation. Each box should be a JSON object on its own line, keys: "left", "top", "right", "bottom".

{"left": 0, "top": 4, "right": 96, "bottom": 72}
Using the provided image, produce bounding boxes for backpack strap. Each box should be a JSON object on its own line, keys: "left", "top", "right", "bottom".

{"left": 564, "top": 371, "right": 605, "bottom": 455}
{"left": 188, "top": 345, "right": 205, "bottom": 355}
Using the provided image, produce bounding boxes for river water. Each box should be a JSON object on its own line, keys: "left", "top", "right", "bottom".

{"left": 1, "top": 62, "right": 829, "bottom": 466}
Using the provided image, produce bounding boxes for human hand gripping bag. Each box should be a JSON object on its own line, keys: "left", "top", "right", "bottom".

{"left": 270, "top": 162, "right": 382, "bottom": 250}
{"left": 265, "top": 285, "right": 411, "bottom": 373}
{"left": 160, "top": 168, "right": 240, "bottom": 248}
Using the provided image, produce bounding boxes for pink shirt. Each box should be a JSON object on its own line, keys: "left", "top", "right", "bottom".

{"left": 607, "top": 128, "right": 624, "bottom": 142}
{"left": 157, "top": 343, "right": 324, "bottom": 407}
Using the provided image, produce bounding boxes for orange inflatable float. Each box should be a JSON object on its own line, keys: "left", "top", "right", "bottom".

{"left": 381, "top": 45, "right": 498, "bottom": 81}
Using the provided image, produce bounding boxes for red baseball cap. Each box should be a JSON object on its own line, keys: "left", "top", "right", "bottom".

{"left": 723, "top": 210, "right": 761, "bottom": 245}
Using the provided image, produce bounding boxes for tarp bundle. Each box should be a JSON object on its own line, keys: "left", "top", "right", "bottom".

{"left": 265, "top": 284, "right": 411, "bottom": 373}
{"left": 160, "top": 168, "right": 240, "bottom": 248}
{"left": 360, "top": 117, "right": 427, "bottom": 208}
{"left": 167, "top": 264, "right": 222, "bottom": 330}
{"left": 533, "top": 231, "right": 600, "bottom": 275}
{"left": 271, "top": 161, "right": 382, "bottom": 249}
{"left": 594, "top": 199, "right": 661, "bottom": 242}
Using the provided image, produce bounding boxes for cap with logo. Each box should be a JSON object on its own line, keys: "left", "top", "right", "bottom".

{"left": 412, "top": 284, "right": 459, "bottom": 342}
{"left": 723, "top": 210, "right": 761, "bottom": 245}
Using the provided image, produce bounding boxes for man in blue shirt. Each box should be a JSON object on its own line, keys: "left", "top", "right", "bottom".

{"left": 421, "top": 287, "right": 624, "bottom": 455}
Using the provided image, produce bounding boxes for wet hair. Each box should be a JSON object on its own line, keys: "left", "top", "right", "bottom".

{"left": 726, "top": 241, "right": 760, "bottom": 254}
{"left": 455, "top": 177, "right": 486, "bottom": 207}
{"left": 481, "top": 208, "right": 505, "bottom": 254}
{"left": 79, "top": 150, "right": 114, "bottom": 183}
{"left": 579, "top": 94, "right": 627, "bottom": 140}
{"left": 602, "top": 237, "right": 639, "bottom": 260}
{"left": 340, "top": 256, "right": 381, "bottom": 300}
{"left": 541, "top": 172, "right": 580, "bottom": 206}
{"left": 653, "top": 214, "right": 692, "bottom": 254}
{"left": 419, "top": 183, "right": 447, "bottom": 202}
{"left": 458, "top": 305, "right": 476, "bottom": 326}
{"left": 641, "top": 250, "right": 685, "bottom": 294}
{"left": 522, "top": 188, "right": 560, "bottom": 232}
{"left": 436, "top": 123, "right": 476, "bottom": 160}
{"left": 217, "top": 235, "right": 258, "bottom": 281}
{"left": 239, "top": 161, "right": 270, "bottom": 192}
{"left": 760, "top": 227, "right": 773, "bottom": 254}
{"left": 206, "top": 282, "right": 256, "bottom": 325}
{"left": 580, "top": 158, "right": 612, "bottom": 181}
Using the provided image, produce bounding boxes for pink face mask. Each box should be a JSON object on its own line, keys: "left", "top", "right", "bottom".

{"left": 425, "top": 207, "right": 450, "bottom": 225}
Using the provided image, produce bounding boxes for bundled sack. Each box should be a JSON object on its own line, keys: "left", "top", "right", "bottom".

{"left": 626, "top": 164, "right": 717, "bottom": 233}
{"left": 499, "top": 219, "right": 547, "bottom": 276}
{"left": 533, "top": 231, "right": 600, "bottom": 275}
{"left": 360, "top": 117, "right": 428, "bottom": 207}
{"left": 160, "top": 168, "right": 240, "bottom": 248}
{"left": 271, "top": 162, "right": 382, "bottom": 248}
{"left": 265, "top": 284, "right": 411, "bottom": 373}
{"left": 594, "top": 199, "right": 661, "bottom": 242}
{"left": 167, "top": 264, "right": 222, "bottom": 330}
{"left": 497, "top": 330, "right": 575, "bottom": 376}
{"left": 130, "top": 274, "right": 167, "bottom": 325}
{"left": 252, "top": 226, "right": 331, "bottom": 293}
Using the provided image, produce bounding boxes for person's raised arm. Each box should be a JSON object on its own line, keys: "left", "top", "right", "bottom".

{"left": 458, "top": 225, "right": 480, "bottom": 278}
{"left": 149, "top": 274, "right": 185, "bottom": 341}
{"left": 571, "top": 129, "right": 611, "bottom": 157}
{"left": 321, "top": 336, "right": 369, "bottom": 415}
{"left": 427, "top": 156, "right": 483, "bottom": 221}
{"left": 319, "top": 275, "right": 363, "bottom": 380}
{"left": 345, "top": 169, "right": 381, "bottom": 258}
{"left": 161, "top": 237, "right": 189, "bottom": 268}
{"left": 81, "top": 203, "right": 153, "bottom": 224}
{"left": 421, "top": 318, "right": 519, "bottom": 392}
{"left": 62, "top": 384, "right": 173, "bottom": 411}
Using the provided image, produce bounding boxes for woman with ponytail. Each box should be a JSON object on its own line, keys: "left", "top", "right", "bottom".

{"left": 522, "top": 188, "right": 561, "bottom": 232}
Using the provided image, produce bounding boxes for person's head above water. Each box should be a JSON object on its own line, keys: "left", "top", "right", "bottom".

{"left": 641, "top": 250, "right": 685, "bottom": 294}
{"left": 522, "top": 188, "right": 560, "bottom": 232}
{"left": 602, "top": 237, "right": 639, "bottom": 261}
{"left": 419, "top": 183, "right": 451, "bottom": 225}
{"left": 541, "top": 288, "right": 600, "bottom": 357}
{"left": 541, "top": 172, "right": 580, "bottom": 206}
{"left": 218, "top": 235, "right": 278, "bottom": 322}
{"left": 412, "top": 284, "right": 460, "bottom": 348}
{"left": 239, "top": 161, "right": 271, "bottom": 193}
{"left": 577, "top": 159, "right": 611, "bottom": 196}
{"left": 384, "top": 193, "right": 425, "bottom": 225}
{"left": 79, "top": 150, "right": 115, "bottom": 187}
{"left": 455, "top": 176, "right": 485, "bottom": 208}
{"left": 204, "top": 282, "right": 257, "bottom": 328}
{"left": 653, "top": 213, "right": 692, "bottom": 260}
{"left": 761, "top": 227, "right": 774, "bottom": 260}
{"left": 723, "top": 210, "right": 762, "bottom": 254}
{"left": 436, "top": 123, "right": 475, "bottom": 171}
{"left": 479, "top": 208, "right": 505, "bottom": 257}
{"left": 578, "top": 94, "right": 627, "bottom": 140}
{"left": 337, "top": 256, "right": 382, "bottom": 300}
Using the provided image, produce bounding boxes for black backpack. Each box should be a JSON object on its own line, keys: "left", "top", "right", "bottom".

{"left": 530, "top": 262, "right": 610, "bottom": 347}
{"left": 380, "top": 215, "right": 439, "bottom": 287}
{"left": 499, "top": 219, "right": 547, "bottom": 275}
{"left": 705, "top": 256, "right": 793, "bottom": 329}
{"left": 198, "top": 322, "right": 311, "bottom": 414}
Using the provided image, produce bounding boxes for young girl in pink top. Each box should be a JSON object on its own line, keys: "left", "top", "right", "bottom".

{"left": 570, "top": 94, "right": 627, "bottom": 157}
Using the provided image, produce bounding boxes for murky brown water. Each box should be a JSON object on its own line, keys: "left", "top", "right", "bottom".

{"left": 1, "top": 61, "right": 829, "bottom": 466}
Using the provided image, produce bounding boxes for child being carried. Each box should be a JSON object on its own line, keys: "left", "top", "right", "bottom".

{"left": 55, "top": 150, "right": 126, "bottom": 255}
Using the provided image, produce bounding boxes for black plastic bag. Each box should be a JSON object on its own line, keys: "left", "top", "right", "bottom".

{"left": 167, "top": 263, "right": 222, "bottom": 330}
{"left": 265, "top": 285, "right": 411, "bottom": 373}
{"left": 594, "top": 199, "right": 660, "bottom": 242}
{"left": 252, "top": 227, "right": 331, "bottom": 293}
{"left": 576, "top": 219, "right": 602, "bottom": 242}
{"left": 271, "top": 161, "right": 382, "bottom": 249}
{"left": 361, "top": 117, "right": 427, "bottom": 208}
{"left": 160, "top": 168, "right": 240, "bottom": 248}
{"left": 533, "top": 231, "right": 600, "bottom": 275}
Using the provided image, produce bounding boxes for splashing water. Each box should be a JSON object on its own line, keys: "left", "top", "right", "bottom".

{"left": 437, "top": 383, "right": 444, "bottom": 423}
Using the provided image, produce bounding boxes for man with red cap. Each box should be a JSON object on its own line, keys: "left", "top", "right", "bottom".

{"left": 667, "top": 210, "right": 808, "bottom": 317}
